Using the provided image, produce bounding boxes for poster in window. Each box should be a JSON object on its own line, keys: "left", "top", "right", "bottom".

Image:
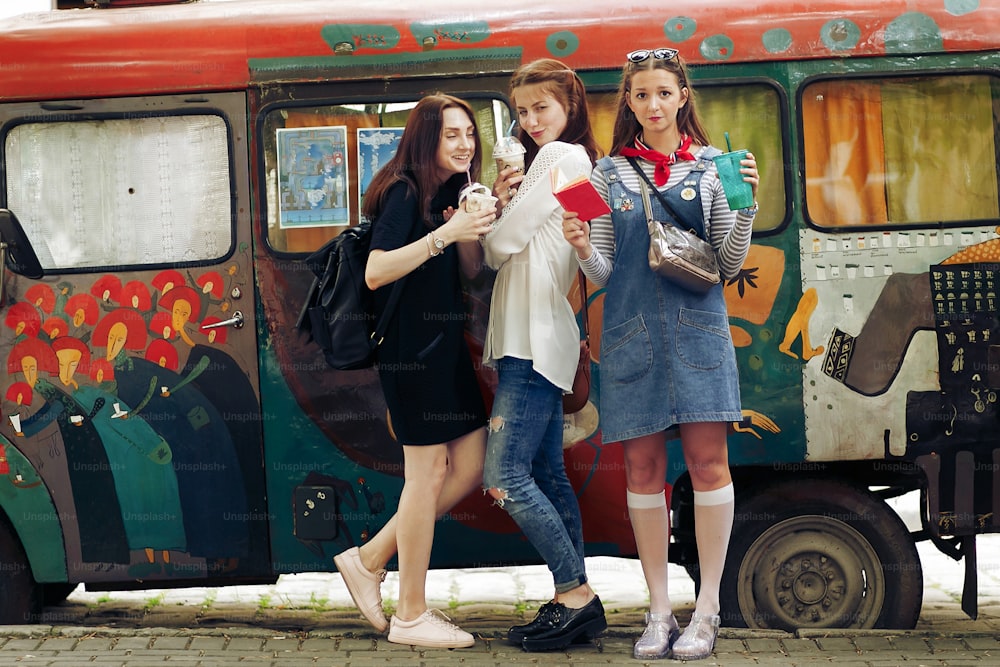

{"left": 277, "top": 126, "right": 349, "bottom": 228}
{"left": 358, "top": 127, "right": 404, "bottom": 216}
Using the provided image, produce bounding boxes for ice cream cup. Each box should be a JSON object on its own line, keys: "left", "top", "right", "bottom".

{"left": 460, "top": 183, "right": 498, "bottom": 213}
{"left": 493, "top": 135, "right": 526, "bottom": 174}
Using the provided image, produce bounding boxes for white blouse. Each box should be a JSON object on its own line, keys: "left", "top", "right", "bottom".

{"left": 481, "top": 141, "right": 591, "bottom": 392}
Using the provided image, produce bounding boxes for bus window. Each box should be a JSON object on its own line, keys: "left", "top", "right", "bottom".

{"left": 262, "top": 98, "right": 510, "bottom": 254}
{"left": 699, "top": 84, "right": 784, "bottom": 232}
{"left": 4, "top": 115, "right": 232, "bottom": 270}
{"left": 589, "top": 83, "right": 785, "bottom": 232}
{"left": 587, "top": 90, "right": 618, "bottom": 158}
{"left": 803, "top": 74, "right": 1000, "bottom": 227}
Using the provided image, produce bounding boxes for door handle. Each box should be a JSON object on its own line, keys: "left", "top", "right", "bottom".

{"left": 201, "top": 311, "right": 244, "bottom": 330}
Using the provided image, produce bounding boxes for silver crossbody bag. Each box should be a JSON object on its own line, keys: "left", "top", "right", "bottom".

{"left": 634, "top": 165, "right": 721, "bottom": 293}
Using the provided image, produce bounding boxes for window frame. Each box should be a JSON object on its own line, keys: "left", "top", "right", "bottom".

{"left": 580, "top": 70, "right": 791, "bottom": 238}
{"left": 797, "top": 67, "right": 1000, "bottom": 232}
{"left": 672, "top": 74, "right": 790, "bottom": 237}
{"left": 0, "top": 95, "right": 241, "bottom": 274}
{"left": 254, "top": 80, "right": 515, "bottom": 259}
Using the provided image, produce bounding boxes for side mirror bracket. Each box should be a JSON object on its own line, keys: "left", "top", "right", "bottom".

{"left": 0, "top": 209, "right": 44, "bottom": 305}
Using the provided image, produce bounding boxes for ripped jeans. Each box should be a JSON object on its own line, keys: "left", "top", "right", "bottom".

{"left": 483, "top": 356, "right": 587, "bottom": 593}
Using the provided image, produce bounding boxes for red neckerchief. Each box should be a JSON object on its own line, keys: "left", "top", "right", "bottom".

{"left": 619, "top": 134, "right": 696, "bottom": 186}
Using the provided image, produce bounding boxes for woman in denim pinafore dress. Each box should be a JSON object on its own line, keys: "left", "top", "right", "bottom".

{"left": 563, "top": 48, "right": 759, "bottom": 661}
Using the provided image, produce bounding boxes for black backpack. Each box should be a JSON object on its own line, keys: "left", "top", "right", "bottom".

{"left": 295, "top": 221, "right": 407, "bottom": 370}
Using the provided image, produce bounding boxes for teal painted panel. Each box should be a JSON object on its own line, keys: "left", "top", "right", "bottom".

{"left": 820, "top": 18, "right": 861, "bottom": 51}
{"left": 945, "top": 0, "right": 979, "bottom": 16}
{"left": 410, "top": 21, "right": 490, "bottom": 46}
{"left": 701, "top": 34, "right": 736, "bottom": 61}
{"left": 885, "top": 13, "right": 944, "bottom": 54}
{"left": 665, "top": 16, "right": 697, "bottom": 42}
{"left": 320, "top": 24, "right": 401, "bottom": 51}
{"left": 763, "top": 28, "right": 793, "bottom": 54}
{"left": 249, "top": 47, "right": 523, "bottom": 76}
{"left": 546, "top": 30, "right": 579, "bottom": 58}
{"left": 0, "top": 437, "right": 66, "bottom": 582}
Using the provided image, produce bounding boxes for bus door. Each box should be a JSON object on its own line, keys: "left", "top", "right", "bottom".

{"left": 243, "top": 71, "right": 643, "bottom": 573}
{"left": 0, "top": 92, "right": 272, "bottom": 590}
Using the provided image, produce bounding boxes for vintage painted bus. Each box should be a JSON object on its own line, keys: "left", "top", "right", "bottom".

{"left": 0, "top": 0, "right": 997, "bottom": 631}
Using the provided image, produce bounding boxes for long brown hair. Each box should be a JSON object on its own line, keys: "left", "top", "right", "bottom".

{"left": 610, "top": 51, "right": 711, "bottom": 155}
{"left": 509, "top": 59, "right": 601, "bottom": 167}
{"left": 362, "top": 94, "right": 482, "bottom": 227}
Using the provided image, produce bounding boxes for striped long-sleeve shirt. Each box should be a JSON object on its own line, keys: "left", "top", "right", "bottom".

{"left": 578, "top": 150, "right": 755, "bottom": 287}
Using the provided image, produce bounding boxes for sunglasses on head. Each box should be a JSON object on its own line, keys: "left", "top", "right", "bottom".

{"left": 626, "top": 48, "right": 679, "bottom": 63}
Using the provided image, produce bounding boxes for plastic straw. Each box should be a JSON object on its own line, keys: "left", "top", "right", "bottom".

{"left": 507, "top": 120, "right": 517, "bottom": 136}
{"left": 724, "top": 131, "right": 732, "bottom": 152}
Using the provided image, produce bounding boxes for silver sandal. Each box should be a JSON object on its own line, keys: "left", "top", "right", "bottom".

{"left": 672, "top": 613, "right": 720, "bottom": 660}
{"left": 633, "top": 611, "right": 680, "bottom": 659}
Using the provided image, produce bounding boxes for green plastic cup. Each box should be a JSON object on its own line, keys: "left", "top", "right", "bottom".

{"left": 713, "top": 149, "right": 754, "bottom": 210}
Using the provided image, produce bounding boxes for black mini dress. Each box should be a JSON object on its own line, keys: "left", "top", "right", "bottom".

{"left": 369, "top": 180, "right": 487, "bottom": 445}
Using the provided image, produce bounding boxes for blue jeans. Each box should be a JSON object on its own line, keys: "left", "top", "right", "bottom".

{"left": 483, "top": 357, "right": 587, "bottom": 593}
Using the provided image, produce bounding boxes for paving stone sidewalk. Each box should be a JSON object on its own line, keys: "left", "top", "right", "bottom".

{"left": 0, "top": 539, "right": 997, "bottom": 665}
{"left": 2, "top": 501, "right": 1000, "bottom": 664}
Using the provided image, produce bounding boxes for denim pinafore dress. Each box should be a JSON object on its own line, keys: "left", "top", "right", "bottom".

{"left": 595, "top": 155, "right": 742, "bottom": 443}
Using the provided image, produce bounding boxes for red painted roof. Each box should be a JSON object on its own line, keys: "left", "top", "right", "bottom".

{"left": 0, "top": 0, "right": 996, "bottom": 101}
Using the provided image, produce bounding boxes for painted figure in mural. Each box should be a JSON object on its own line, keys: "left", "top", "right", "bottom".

{"left": 333, "top": 94, "right": 495, "bottom": 649}
{"left": 183, "top": 319, "right": 270, "bottom": 575}
{"left": 822, "top": 231, "right": 1000, "bottom": 397}
{"left": 5, "top": 256, "right": 264, "bottom": 578}
{"left": 821, "top": 239, "right": 1000, "bottom": 454}
{"left": 562, "top": 48, "right": 758, "bottom": 660}
{"left": 72, "top": 385, "right": 187, "bottom": 576}
{"left": 98, "top": 291, "right": 253, "bottom": 575}
{"left": 10, "top": 337, "right": 130, "bottom": 567}
{"left": 159, "top": 285, "right": 201, "bottom": 348}
{"left": 5, "top": 303, "right": 40, "bottom": 344}
{"left": 92, "top": 275, "right": 123, "bottom": 313}
{"left": 121, "top": 280, "right": 153, "bottom": 312}
{"left": 477, "top": 58, "right": 607, "bottom": 651}
{"left": 63, "top": 292, "right": 97, "bottom": 344}
{"left": 49, "top": 325, "right": 187, "bottom": 576}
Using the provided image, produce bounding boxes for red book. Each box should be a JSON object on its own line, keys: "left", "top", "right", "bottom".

{"left": 550, "top": 167, "right": 612, "bottom": 222}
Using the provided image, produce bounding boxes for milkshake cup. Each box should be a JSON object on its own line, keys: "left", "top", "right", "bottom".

{"left": 460, "top": 183, "right": 498, "bottom": 213}
{"left": 493, "top": 135, "right": 526, "bottom": 174}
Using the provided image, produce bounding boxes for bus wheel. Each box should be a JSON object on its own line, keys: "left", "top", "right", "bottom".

{"left": 720, "top": 479, "right": 922, "bottom": 630}
{"left": 0, "top": 515, "right": 42, "bottom": 623}
{"left": 43, "top": 583, "right": 78, "bottom": 607}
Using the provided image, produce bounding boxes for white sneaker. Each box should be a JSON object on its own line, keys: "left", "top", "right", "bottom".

{"left": 333, "top": 546, "right": 387, "bottom": 632}
{"left": 387, "top": 609, "right": 476, "bottom": 648}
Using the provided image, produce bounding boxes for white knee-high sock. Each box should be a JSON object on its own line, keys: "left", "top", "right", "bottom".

{"left": 627, "top": 490, "right": 672, "bottom": 615}
{"left": 693, "top": 483, "right": 734, "bottom": 617}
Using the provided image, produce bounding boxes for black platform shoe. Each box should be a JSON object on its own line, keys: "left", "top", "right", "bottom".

{"left": 507, "top": 601, "right": 558, "bottom": 645}
{"left": 509, "top": 601, "right": 598, "bottom": 646}
{"left": 520, "top": 595, "right": 607, "bottom": 652}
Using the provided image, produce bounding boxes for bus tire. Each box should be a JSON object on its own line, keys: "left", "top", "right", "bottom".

{"left": 42, "top": 583, "right": 78, "bottom": 607}
{"left": 719, "top": 478, "right": 922, "bottom": 630}
{"left": 0, "top": 514, "right": 42, "bottom": 624}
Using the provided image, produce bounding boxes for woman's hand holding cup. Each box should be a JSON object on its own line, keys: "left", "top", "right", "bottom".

{"left": 441, "top": 204, "right": 496, "bottom": 244}
{"left": 492, "top": 166, "right": 525, "bottom": 209}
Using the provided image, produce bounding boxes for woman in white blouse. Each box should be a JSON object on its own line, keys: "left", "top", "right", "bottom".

{"left": 479, "top": 59, "right": 606, "bottom": 652}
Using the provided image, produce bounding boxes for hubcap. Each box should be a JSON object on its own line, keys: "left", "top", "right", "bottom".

{"left": 737, "top": 516, "right": 885, "bottom": 630}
